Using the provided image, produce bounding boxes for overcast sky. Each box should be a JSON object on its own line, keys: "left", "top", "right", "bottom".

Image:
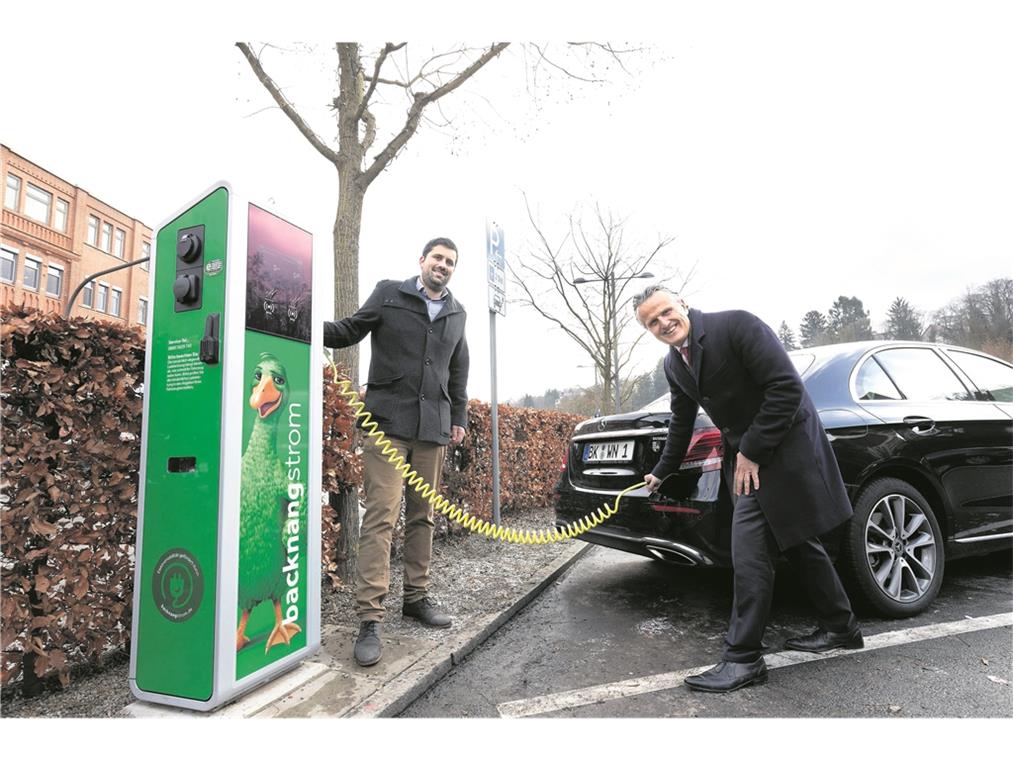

{"left": 4, "top": 3, "right": 1011, "bottom": 404}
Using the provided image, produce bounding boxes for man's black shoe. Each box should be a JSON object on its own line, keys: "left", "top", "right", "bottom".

{"left": 785, "top": 626, "right": 864, "bottom": 653}
{"left": 684, "top": 659, "right": 768, "bottom": 693}
{"left": 402, "top": 597, "right": 452, "bottom": 628}
{"left": 354, "top": 621, "right": 382, "bottom": 667}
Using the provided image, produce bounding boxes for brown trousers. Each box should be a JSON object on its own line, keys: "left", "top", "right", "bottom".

{"left": 356, "top": 435, "right": 446, "bottom": 622}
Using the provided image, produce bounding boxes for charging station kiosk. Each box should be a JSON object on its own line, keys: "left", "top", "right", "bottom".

{"left": 130, "top": 182, "right": 321, "bottom": 711}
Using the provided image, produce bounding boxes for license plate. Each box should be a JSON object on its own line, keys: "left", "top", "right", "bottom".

{"left": 582, "top": 440, "right": 635, "bottom": 463}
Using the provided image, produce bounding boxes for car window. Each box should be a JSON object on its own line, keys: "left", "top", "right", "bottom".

{"left": 855, "top": 357, "right": 903, "bottom": 400}
{"left": 873, "top": 348, "right": 974, "bottom": 401}
{"left": 641, "top": 393, "right": 672, "bottom": 413}
{"left": 946, "top": 350, "right": 1013, "bottom": 402}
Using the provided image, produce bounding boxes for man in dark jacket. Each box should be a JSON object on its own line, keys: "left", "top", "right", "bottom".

{"left": 636, "top": 285, "right": 862, "bottom": 693}
{"left": 324, "top": 237, "right": 469, "bottom": 667}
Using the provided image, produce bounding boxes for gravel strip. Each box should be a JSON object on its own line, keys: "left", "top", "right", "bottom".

{"left": 1, "top": 507, "right": 568, "bottom": 718}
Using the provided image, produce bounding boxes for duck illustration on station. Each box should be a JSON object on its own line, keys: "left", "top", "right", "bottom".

{"left": 237, "top": 352, "right": 302, "bottom": 653}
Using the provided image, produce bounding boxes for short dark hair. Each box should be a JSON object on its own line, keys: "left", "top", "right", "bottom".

{"left": 422, "top": 237, "right": 458, "bottom": 261}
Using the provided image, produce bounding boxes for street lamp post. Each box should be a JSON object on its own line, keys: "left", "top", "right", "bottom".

{"left": 573, "top": 271, "right": 654, "bottom": 415}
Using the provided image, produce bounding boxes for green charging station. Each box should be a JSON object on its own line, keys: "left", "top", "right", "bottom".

{"left": 130, "top": 182, "right": 321, "bottom": 711}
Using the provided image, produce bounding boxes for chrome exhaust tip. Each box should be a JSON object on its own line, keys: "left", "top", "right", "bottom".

{"left": 646, "top": 545, "right": 699, "bottom": 566}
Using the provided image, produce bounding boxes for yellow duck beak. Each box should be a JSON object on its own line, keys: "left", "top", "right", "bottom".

{"left": 249, "top": 375, "right": 283, "bottom": 418}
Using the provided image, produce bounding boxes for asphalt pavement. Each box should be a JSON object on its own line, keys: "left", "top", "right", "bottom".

{"left": 402, "top": 545, "right": 1013, "bottom": 718}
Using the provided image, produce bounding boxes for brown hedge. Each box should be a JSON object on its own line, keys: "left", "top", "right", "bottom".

{"left": 2, "top": 306, "right": 145, "bottom": 691}
{"left": 1, "top": 304, "right": 585, "bottom": 692}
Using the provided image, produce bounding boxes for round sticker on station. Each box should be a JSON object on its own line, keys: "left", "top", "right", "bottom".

{"left": 152, "top": 548, "right": 204, "bottom": 622}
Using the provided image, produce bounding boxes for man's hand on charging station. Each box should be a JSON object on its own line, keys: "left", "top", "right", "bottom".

{"left": 644, "top": 473, "right": 662, "bottom": 493}
{"left": 450, "top": 425, "right": 466, "bottom": 446}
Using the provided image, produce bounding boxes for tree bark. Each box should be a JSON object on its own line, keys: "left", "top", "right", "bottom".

{"left": 331, "top": 487, "right": 360, "bottom": 581}
{"left": 332, "top": 166, "right": 364, "bottom": 383}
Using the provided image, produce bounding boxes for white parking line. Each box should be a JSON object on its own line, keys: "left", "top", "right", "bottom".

{"left": 496, "top": 612, "right": 1013, "bottom": 718}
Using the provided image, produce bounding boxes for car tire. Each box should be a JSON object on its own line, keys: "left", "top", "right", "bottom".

{"left": 842, "top": 477, "right": 945, "bottom": 618}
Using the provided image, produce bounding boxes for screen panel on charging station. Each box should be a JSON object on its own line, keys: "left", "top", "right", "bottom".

{"left": 135, "top": 187, "right": 229, "bottom": 700}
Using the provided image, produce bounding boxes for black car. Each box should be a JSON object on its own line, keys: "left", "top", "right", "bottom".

{"left": 554, "top": 341, "right": 1013, "bottom": 618}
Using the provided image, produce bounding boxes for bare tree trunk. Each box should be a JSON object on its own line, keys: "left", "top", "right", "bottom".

{"left": 332, "top": 167, "right": 364, "bottom": 383}
{"left": 331, "top": 488, "right": 359, "bottom": 581}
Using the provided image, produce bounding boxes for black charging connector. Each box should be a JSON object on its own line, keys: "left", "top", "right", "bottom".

{"left": 200, "top": 313, "right": 220, "bottom": 365}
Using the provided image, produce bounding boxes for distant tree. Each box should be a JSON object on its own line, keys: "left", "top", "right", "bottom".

{"left": 828, "top": 296, "right": 873, "bottom": 343}
{"left": 932, "top": 278, "right": 1013, "bottom": 360}
{"left": 778, "top": 321, "right": 799, "bottom": 350}
{"left": 799, "top": 310, "right": 829, "bottom": 348}
{"left": 884, "top": 297, "right": 924, "bottom": 340}
{"left": 544, "top": 388, "right": 562, "bottom": 408}
{"left": 510, "top": 198, "right": 688, "bottom": 415}
{"left": 520, "top": 393, "right": 536, "bottom": 408}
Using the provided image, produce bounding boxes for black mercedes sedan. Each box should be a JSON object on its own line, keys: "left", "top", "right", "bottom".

{"left": 554, "top": 341, "right": 1013, "bottom": 618}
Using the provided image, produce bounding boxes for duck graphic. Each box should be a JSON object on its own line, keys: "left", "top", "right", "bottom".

{"left": 236, "top": 353, "right": 302, "bottom": 653}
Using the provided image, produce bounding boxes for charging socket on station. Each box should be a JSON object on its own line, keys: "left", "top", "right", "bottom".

{"left": 174, "top": 225, "right": 205, "bottom": 312}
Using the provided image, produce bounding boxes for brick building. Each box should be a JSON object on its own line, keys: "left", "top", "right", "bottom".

{"left": 1, "top": 145, "right": 151, "bottom": 331}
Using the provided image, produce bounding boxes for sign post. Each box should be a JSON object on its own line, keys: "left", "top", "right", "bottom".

{"left": 486, "top": 220, "right": 506, "bottom": 526}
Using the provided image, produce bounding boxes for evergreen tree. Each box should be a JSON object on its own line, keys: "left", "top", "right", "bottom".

{"left": 828, "top": 296, "right": 873, "bottom": 342}
{"left": 778, "top": 321, "right": 799, "bottom": 350}
{"left": 799, "top": 310, "right": 829, "bottom": 347}
{"left": 884, "top": 297, "right": 924, "bottom": 340}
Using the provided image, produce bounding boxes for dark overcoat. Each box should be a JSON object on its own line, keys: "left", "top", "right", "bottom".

{"left": 323, "top": 277, "right": 469, "bottom": 445}
{"left": 651, "top": 308, "right": 852, "bottom": 549}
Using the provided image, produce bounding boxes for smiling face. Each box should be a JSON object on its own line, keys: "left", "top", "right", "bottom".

{"left": 249, "top": 354, "right": 287, "bottom": 419}
{"left": 636, "top": 291, "right": 691, "bottom": 346}
{"left": 419, "top": 245, "right": 457, "bottom": 294}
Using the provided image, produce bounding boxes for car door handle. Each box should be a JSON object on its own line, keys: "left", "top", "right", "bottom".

{"left": 903, "top": 416, "right": 937, "bottom": 435}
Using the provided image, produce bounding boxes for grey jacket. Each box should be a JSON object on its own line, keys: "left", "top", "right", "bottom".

{"left": 324, "top": 277, "right": 469, "bottom": 445}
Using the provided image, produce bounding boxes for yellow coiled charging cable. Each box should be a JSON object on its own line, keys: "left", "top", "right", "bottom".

{"left": 326, "top": 357, "right": 644, "bottom": 545}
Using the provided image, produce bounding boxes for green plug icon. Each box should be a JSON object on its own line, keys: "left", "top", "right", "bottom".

{"left": 169, "top": 572, "right": 186, "bottom": 607}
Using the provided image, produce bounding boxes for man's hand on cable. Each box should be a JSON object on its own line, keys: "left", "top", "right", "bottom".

{"left": 644, "top": 473, "right": 663, "bottom": 493}
{"left": 734, "top": 452, "right": 761, "bottom": 496}
{"left": 450, "top": 425, "right": 466, "bottom": 445}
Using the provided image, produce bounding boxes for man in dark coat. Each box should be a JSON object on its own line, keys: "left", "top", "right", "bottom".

{"left": 636, "top": 285, "right": 862, "bottom": 693}
{"left": 324, "top": 237, "right": 469, "bottom": 667}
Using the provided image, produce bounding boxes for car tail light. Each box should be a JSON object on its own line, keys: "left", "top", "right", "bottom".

{"left": 560, "top": 447, "right": 568, "bottom": 473}
{"left": 678, "top": 426, "right": 723, "bottom": 472}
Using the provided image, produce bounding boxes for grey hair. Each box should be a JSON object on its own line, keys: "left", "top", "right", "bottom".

{"left": 632, "top": 284, "right": 682, "bottom": 316}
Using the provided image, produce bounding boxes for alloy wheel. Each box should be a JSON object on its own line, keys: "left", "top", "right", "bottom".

{"left": 864, "top": 493, "right": 938, "bottom": 603}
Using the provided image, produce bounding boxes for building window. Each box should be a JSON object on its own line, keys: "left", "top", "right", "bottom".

{"left": 100, "top": 222, "right": 112, "bottom": 253}
{"left": 46, "top": 265, "right": 63, "bottom": 298}
{"left": 96, "top": 283, "right": 109, "bottom": 312}
{"left": 24, "top": 184, "right": 53, "bottom": 225}
{"left": 113, "top": 228, "right": 125, "bottom": 259}
{"left": 87, "top": 215, "right": 100, "bottom": 246}
{"left": 54, "top": 199, "right": 69, "bottom": 233}
{"left": 4, "top": 174, "right": 20, "bottom": 210}
{"left": 138, "top": 297, "right": 149, "bottom": 325}
{"left": 141, "top": 241, "right": 150, "bottom": 270}
{"left": 1, "top": 247, "right": 17, "bottom": 283}
{"left": 23, "top": 258, "right": 41, "bottom": 291}
{"left": 82, "top": 280, "right": 94, "bottom": 308}
{"left": 110, "top": 287, "right": 122, "bottom": 317}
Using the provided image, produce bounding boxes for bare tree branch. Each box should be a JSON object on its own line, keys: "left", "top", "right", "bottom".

{"left": 355, "top": 42, "right": 406, "bottom": 124}
{"left": 531, "top": 43, "right": 604, "bottom": 83}
{"left": 236, "top": 42, "right": 340, "bottom": 164}
{"left": 511, "top": 199, "right": 684, "bottom": 412}
{"left": 358, "top": 43, "right": 510, "bottom": 189}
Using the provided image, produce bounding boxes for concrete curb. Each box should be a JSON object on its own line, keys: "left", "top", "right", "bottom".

{"left": 348, "top": 540, "right": 593, "bottom": 717}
